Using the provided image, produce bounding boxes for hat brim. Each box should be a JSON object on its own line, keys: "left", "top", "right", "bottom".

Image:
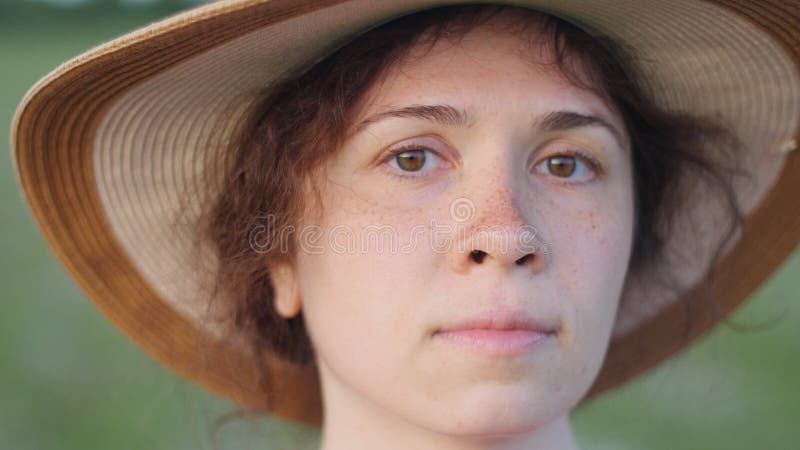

{"left": 10, "top": 0, "right": 800, "bottom": 424}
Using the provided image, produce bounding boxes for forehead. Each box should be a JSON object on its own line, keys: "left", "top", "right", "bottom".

{"left": 357, "top": 14, "right": 621, "bottom": 133}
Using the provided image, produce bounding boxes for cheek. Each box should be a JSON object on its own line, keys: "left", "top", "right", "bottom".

{"left": 545, "top": 193, "right": 634, "bottom": 382}
{"left": 293, "top": 191, "right": 441, "bottom": 388}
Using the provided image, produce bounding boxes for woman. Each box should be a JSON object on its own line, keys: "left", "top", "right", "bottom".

{"left": 11, "top": 1, "right": 799, "bottom": 449}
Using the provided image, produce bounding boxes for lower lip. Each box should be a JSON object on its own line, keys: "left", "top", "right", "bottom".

{"left": 433, "top": 329, "right": 555, "bottom": 356}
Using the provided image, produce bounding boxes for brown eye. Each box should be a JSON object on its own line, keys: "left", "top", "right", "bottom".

{"left": 546, "top": 156, "right": 577, "bottom": 177}
{"left": 532, "top": 149, "right": 599, "bottom": 183}
{"left": 395, "top": 150, "right": 426, "bottom": 172}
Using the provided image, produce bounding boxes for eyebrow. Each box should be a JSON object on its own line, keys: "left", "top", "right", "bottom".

{"left": 352, "top": 104, "right": 628, "bottom": 152}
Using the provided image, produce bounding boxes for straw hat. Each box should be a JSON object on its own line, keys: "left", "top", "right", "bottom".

{"left": 10, "top": 0, "right": 800, "bottom": 425}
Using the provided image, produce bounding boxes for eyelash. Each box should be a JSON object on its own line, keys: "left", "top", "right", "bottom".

{"left": 534, "top": 147, "right": 604, "bottom": 182}
{"left": 381, "top": 143, "right": 446, "bottom": 182}
{"left": 380, "top": 144, "right": 603, "bottom": 182}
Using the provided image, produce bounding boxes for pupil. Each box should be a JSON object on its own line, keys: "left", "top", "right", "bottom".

{"left": 547, "top": 156, "right": 575, "bottom": 177}
{"left": 396, "top": 150, "right": 425, "bottom": 172}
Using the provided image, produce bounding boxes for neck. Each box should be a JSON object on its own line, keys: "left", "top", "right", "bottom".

{"left": 316, "top": 363, "right": 581, "bottom": 450}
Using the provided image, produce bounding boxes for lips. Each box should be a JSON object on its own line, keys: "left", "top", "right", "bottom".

{"left": 435, "top": 309, "right": 558, "bottom": 335}
{"left": 432, "top": 309, "right": 559, "bottom": 356}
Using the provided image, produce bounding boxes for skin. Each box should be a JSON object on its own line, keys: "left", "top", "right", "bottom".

{"left": 270, "top": 12, "right": 635, "bottom": 450}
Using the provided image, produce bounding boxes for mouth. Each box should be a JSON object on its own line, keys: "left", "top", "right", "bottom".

{"left": 433, "top": 328, "right": 556, "bottom": 356}
{"left": 432, "top": 309, "right": 559, "bottom": 356}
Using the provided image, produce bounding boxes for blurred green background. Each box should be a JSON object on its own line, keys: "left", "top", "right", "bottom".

{"left": 1, "top": 1, "right": 798, "bottom": 449}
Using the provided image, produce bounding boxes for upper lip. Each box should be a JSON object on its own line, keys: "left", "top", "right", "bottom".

{"left": 435, "top": 309, "right": 558, "bottom": 335}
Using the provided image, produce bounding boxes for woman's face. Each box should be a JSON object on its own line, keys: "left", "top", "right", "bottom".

{"left": 273, "top": 16, "right": 634, "bottom": 438}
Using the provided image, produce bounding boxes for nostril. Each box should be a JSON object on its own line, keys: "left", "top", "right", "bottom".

{"left": 515, "top": 254, "right": 533, "bottom": 265}
{"left": 470, "top": 250, "right": 487, "bottom": 263}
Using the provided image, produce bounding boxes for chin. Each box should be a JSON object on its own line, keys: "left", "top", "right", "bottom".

{"left": 436, "top": 414, "right": 548, "bottom": 440}
{"left": 425, "top": 394, "right": 557, "bottom": 438}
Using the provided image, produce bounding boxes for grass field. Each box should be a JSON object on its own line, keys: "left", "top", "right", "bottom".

{"left": 2, "top": 3, "right": 798, "bottom": 449}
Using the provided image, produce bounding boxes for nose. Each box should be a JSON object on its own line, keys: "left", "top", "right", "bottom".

{"left": 447, "top": 186, "right": 549, "bottom": 276}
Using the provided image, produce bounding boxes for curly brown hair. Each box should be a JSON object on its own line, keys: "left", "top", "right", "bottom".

{"left": 199, "top": 3, "right": 746, "bottom": 437}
